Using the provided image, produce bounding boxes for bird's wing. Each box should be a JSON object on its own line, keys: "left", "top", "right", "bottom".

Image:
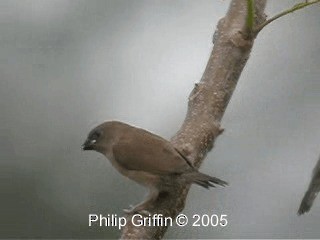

{"left": 298, "top": 156, "right": 320, "bottom": 215}
{"left": 112, "top": 128, "right": 191, "bottom": 175}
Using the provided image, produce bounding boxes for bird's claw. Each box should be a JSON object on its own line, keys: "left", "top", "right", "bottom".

{"left": 123, "top": 205, "right": 151, "bottom": 215}
{"left": 123, "top": 205, "right": 135, "bottom": 214}
{"left": 139, "top": 209, "right": 151, "bottom": 216}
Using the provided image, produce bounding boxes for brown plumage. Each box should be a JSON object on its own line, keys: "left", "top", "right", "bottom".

{"left": 298, "top": 155, "right": 320, "bottom": 215}
{"left": 82, "top": 121, "right": 227, "bottom": 213}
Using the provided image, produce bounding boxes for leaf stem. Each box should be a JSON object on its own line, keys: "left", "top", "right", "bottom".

{"left": 254, "top": 0, "right": 320, "bottom": 34}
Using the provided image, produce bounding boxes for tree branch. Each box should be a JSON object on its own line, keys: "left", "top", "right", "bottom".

{"left": 121, "top": 0, "right": 267, "bottom": 239}
{"left": 254, "top": 0, "right": 320, "bottom": 34}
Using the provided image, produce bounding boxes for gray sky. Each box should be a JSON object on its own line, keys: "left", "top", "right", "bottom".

{"left": 1, "top": 0, "right": 320, "bottom": 238}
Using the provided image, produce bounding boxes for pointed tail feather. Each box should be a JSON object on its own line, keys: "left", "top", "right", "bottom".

{"left": 183, "top": 171, "right": 228, "bottom": 189}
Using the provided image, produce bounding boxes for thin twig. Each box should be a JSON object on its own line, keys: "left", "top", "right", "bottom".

{"left": 247, "top": 0, "right": 255, "bottom": 31}
{"left": 254, "top": 0, "right": 320, "bottom": 34}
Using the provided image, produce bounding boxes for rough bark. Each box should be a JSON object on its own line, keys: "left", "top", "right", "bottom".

{"left": 121, "top": 1, "right": 267, "bottom": 239}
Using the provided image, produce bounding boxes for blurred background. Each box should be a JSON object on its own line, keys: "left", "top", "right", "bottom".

{"left": 1, "top": 0, "right": 319, "bottom": 238}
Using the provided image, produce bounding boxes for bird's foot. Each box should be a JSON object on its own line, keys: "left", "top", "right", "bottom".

{"left": 123, "top": 204, "right": 151, "bottom": 215}
{"left": 123, "top": 205, "right": 135, "bottom": 214}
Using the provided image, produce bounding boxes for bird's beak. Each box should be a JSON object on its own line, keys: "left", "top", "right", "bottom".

{"left": 82, "top": 139, "right": 95, "bottom": 151}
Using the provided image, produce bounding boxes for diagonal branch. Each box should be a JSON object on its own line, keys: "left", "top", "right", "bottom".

{"left": 121, "top": 0, "right": 267, "bottom": 239}
{"left": 254, "top": 0, "right": 320, "bottom": 34}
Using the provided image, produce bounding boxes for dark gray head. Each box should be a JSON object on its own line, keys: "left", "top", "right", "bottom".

{"left": 82, "top": 125, "right": 104, "bottom": 151}
{"left": 82, "top": 121, "right": 129, "bottom": 153}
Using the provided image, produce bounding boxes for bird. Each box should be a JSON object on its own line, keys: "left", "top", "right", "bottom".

{"left": 82, "top": 121, "right": 227, "bottom": 213}
{"left": 298, "top": 155, "right": 320, "bottom": 215}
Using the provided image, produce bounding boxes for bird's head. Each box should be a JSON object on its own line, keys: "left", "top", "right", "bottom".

{"left": 82, "top": 121, "right": 124, "bottom": 154}
{"left": 82, "top": 125, "right": 104, "bottom": 152}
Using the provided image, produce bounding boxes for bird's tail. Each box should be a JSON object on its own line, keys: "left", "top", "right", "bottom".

{"left": 183, "top": 171, "right": 228, "bottom": 189}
